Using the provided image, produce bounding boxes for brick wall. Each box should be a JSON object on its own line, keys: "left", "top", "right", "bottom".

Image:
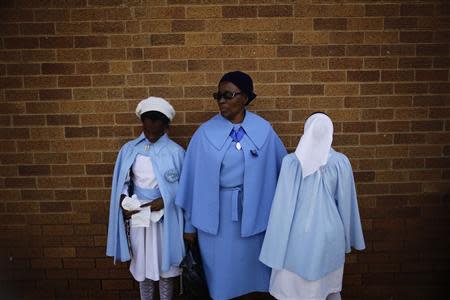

{"left": 1, "top": 0, "right": 449, "bottom": 299}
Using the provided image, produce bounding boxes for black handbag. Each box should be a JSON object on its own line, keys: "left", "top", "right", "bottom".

{"left": 180, "top": 241, "right": 210, "bottom": 300}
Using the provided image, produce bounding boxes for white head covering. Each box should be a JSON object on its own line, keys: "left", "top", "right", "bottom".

{"left": 295, "top": 113, "right": 333, "bottom": 178}
{"left": 135, "top": 96, "right": 175, "bottom": 121}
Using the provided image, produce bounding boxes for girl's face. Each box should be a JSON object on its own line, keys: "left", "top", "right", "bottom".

{"left": 142, "top": 115, "right": 167, "bottom": 143}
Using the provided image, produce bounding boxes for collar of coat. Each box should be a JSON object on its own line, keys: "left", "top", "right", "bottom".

{"left": 202, "top": 111, "right": 271, "bottom": 151}
{"left": 132, "top": 132, "right": 169, "bottom": 154}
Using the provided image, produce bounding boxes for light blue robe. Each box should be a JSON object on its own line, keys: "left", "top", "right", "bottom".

{"left": 260, "top": 150, "right": 365, "bottom": 281}
{"left": 106, "top": 133, "right": 185, "bottom": 273}
{"left": 175, "top": 112, "right": 287, "bottom": 299}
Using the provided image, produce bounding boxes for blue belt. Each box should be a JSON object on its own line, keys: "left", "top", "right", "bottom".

{"left": 221, "top": 186, "right": 242, "bottom": 222}
{"left": 133, "top": 185, "right": 161, "bottom": 203}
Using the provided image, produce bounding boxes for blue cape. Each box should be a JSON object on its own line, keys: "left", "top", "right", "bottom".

{"left": 175, "top": 112, "right": 287, "bottom": 237}
{"left": 106, "top": 133, "right": 185, "bottom": 272}
{"left": 260, "top": 151, "right": 365, "bottom": 280}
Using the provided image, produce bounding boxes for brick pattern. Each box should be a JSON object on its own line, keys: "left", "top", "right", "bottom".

{"left": 1, "top": 1, "right": 449, "bottom": 299}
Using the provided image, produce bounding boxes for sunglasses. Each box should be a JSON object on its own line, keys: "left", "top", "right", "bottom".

{"left": 212, "top": 91, "right": 242, "bottom": 101}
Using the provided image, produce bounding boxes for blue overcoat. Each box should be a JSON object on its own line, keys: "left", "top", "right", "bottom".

{"left": 175, "top": 111, "right": 287, "bottom": 237}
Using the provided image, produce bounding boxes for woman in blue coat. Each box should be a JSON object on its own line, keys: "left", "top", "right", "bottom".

{"left": 176, "top": 71, "right": 287, "bottom": 299}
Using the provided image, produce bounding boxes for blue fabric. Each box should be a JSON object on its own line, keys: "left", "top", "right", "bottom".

{"left": 106, "top": 133, "right": 185, "bottom": 273}
{"left": 229, "top": 126, "right": 245, "bottom": 143}
{"left": 175, "top": 111, "right": 287, "bottom": 237}
{"left": 133, "top": 186, "right": 161, "bottom": 203}
{"left": 197, "top": 142, "right": 270, "bottom": 300}
{"left": 259, "top": 150, "right": 366, "bottom": 281}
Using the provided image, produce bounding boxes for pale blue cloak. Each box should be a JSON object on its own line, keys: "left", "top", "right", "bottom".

{"left": 175, "top": 111, "right": 287, "bottom": 237}
{"left": 106, "top": 133, "right": 185, "bottom": 272}
{"left": 259, "top": 150, "right": 365, "bottom": 281}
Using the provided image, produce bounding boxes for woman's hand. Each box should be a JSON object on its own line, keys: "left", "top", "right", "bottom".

{"left": 120, "top": 194, "right": 139, "bottom": 220}
{"left": 183, "top": 232, "right": 197, "bottom": 244}
{"left": 140, "top": 197, "right": 164, "bottom": 211}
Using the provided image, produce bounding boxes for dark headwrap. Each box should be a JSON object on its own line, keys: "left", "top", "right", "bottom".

{"left": 219, "top": 71, "right": 257, "bottom": 105}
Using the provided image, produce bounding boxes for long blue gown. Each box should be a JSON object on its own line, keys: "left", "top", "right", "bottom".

{"left": 198, "top": 125, "right": 271, "bottom": 300}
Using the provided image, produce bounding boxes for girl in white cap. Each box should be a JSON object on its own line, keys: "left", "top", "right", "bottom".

{"left": 107, "top": 97, "right": 185, "bottom": 300}
{"left": 260, "top": 112, "right": 365, "bottom": 300}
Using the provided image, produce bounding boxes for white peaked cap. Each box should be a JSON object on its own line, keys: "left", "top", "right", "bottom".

{"left": 135, "top": 96, "right": 175, "bottom": 121}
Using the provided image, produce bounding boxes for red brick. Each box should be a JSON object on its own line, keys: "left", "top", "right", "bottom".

{"left": 381, "top": 44, "right": 415, "bottom": 56}
{"left": 394, "top": 133, "right": 426, "bottom": 144}
{"left": 384, "top": 17, "right": 418, "bottom": 30}
{"left": 400, "top": 31, "right": 433, "bottom": 43}
{"left": 330, "top": 32, "right": 364, "bottom": 44}
{"left": 222, "top": 6, "right": 257, "bottom": 18}
{"left": 7, "top": 64, "right": 40, "bottom": 76}
{"left": 362, "top": 109, "right": 394, "bottom": 120}
{"left": 429, "top": 83, "right": 450, "bottom": 94}
{"left": 416, "top": 70, "right": 448, "bottom": 82}
{"left": 364, "top": 32, "right": 399, "bottom": 43}
{"left": 366, "top": 4, "right": 399, "bottom": 17}
{"left": 41, "top": 63, "right": 75, "bottom": 75}
{"left": 40, "top": 202, "right": 72, "bottom": 213}
{"left": 0, "top": 9, "right": 34, "bottom": 22}
{"left": 378, "top": 121, "right": 410, "bottom": 133}
{"left": 2, "top": 19, "right": 24, "bottom": 35}
{"left": 401, "top": 4, "right": 435, "bottom": 16}
{"left": 364, "top": 57, "right": 398, "bottom": 69}
{"left": 347, "top": 45, "right": 380, "bottom": 56}
{"left": 0, "top": 77, "right": 23, "bottom": 89}
{"left": 329, "top": 58, "right": 363, "bottom": 70}
{"left": 57, "top": 76, "right": 91, "bottom": 87}
{"left": 222, "top": 33, "right": 257, "bottom": 45}
{"left": 4, "top": 37, "right": 39, "bottom": 49}
{"left": 395, "top": 83, "right": 428, "bottom": 94}
{"left": 291, "top": 84, "right": 324, "bottom": 96}
{"left": 258, "top": 5, "right": 293, "bottom": 17}
{"left": 399, "top": 57, "right": 432, "bottom": 68}
{"left": 381, "top": 70, "right": 414, "bottom": 82}
{"left": 348, "top": 18, "right": 383, "bottom": 31}
{"left": 92, "top": 75, "right": 125, "bottom": 87}
{"left": 344, "top": 96, "right": 377, "bottom": 108}
{"left": 348, "top": 71, "right": 379, "bottom": 82}
{"left": 258, "top": 32, "right": 293, "bottom": 45}
{"left": 56, "top": 22, "right": 90, "bottom": 35}
{"left": 343, "top": 122, "right": 376, "bottom": 133}
{"left": 312, "top": 45, "right": 345, "bottom": 57}
{"left": 172, "top": 20, "right": 205, "bottom": 32}
{"left": 314, "top": 18, "right": 347, "bottom": 30}
{"left": 417, "top": 44, "right": 449, "bottom": 56}
{"left": 20, "top": 23, "right": 55, "bottom": 35}
{"left": 380, "top": 96, "right": 413, "bottom": 108}
{"left": 150, "top": 34, "right": 185, "bottom": 46}
{"left": 361, "top": 84, "right": 393, "bottom": 95}
{"left": 311, "top": 71, "right": 345, "bottom": 82}
{"left": 0, "top": 128, "right": 30, "bottom": 139}
{"left": 295, "top": 4, "right": 364, "bottom": 18}
{"left": 4, "top": 178, "right": 36, "bottom": 188}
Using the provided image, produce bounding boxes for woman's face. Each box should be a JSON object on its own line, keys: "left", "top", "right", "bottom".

{"left": 217, "top": 81, "right": 247, "bottom": 123}
{"left": 142, "top": 116, "right": 167, "bottom": 143}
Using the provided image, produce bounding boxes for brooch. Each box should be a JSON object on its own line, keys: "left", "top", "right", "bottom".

{"left": 164, "top": 169, "right": 179, "bottom": 183}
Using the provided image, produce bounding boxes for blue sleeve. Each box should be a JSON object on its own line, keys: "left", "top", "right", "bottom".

{"left": 106, "top": 144, "right": 131, "bottom": 262}
{"left": 273, "top": 129, "right": 288, "bottom": 173}
{"left": 260, "top": 154, "right": 301, "bottom": 269}
{"left": 175, "top": 132, "right": 200, "bottom": 234}
{"left": 336, "top": 156, "right": 366, "bottom": 253}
